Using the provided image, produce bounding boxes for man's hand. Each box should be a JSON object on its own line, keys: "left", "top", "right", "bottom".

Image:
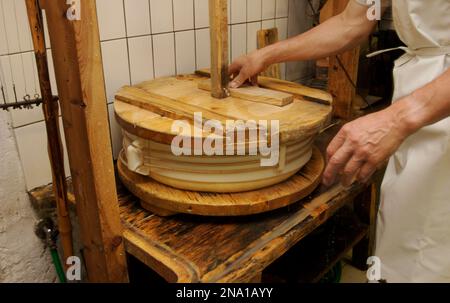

{"left": 323, "top": 106, "right": 411, "bottom": 187}
{"left": 228, "top": 51, "right": 267, "bottom": 88}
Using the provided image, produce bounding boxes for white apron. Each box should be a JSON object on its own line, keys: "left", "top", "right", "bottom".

{"left": 375, "top": 0, "right": 450, "bottom": 282}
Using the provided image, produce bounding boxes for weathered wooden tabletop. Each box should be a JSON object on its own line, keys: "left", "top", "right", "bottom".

{"left": 120, "top": 180, "right": 369, "bottom": 282}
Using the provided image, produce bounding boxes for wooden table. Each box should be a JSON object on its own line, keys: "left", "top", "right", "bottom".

{"left": 30, "top": 123, "right": 381, "bottom": 283}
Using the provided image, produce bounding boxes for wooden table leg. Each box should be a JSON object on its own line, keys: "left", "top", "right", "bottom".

{"left": 352, "top": 183, "right": 377, "bottom": 270}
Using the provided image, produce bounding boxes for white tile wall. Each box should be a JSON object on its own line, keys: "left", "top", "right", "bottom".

{"left": 262, "top": 0, "right": 276, "bottom": 20}
{"left": 153, "top": 33, "right": 176, "bottom": 77}
{"left": 14, "top": 0, "right": 33, "bottom": 52}
{"left": 9, "top": 54, "right": 26, "bottom": 103}
{"left": 124, "top": 0, "right": 151, "bottom": 37}
{"left": 173, "top": 0, "right": 194, "bottom": 31}
{"left": 128, "top": 36, "right": 154, "bottom": 85}
{"left": 275, "top": 18, "right": 288, "bottom": 40}
{"left": 2, "top": 0, "right": 21, "bottom": 54}
{"left": 175, "top": 30, "right": 196, "bottom": 74}
{"left": 262, "top": 18, "right": 276, "bottom": 29}
{"left": 195, "top": 28, "right": 211, "bottom": 70}
{"left": 194, "top": 0, "right": 209, "bottom": 28}
{"left": 150, "top": 0, "right": 174, "bottom": 34}
{"left": 96, "top": 0, "right": 126, "bottom": 41}
{"left": 276, "top": 0, "right": 289, "bottom": 18}
{"left": 108, "top": 103, "right": 123, "bottom": 160}
{"left": 247, "top": 0, "right": 262, "bottom": 23}
{"left": 231, "top": 24, "right": 247, "bottom": 61}
{"left": 14, "top": 118, "right": 71, "bottom": 191}
{"left": 247, "top": 22, "right": 262, "bottom": 53}
{"left": 231, "top": 0, "right": 246, "bottom": 24}
{"left": 0, "top": 0, "right": 8, "bottom": 55}
{"left": 9, "top": 52, "right": 44, "bottom": 128}
{"left": 1, "top": 0, "right": 316, "bottom": 190}
{"left": 101, "top": 39, "right": 130, "bottom": 103}
{"left": 42, "top": 11, "right": 51, "bottom": 48}
{"left": 46, "top": 49, "right": 58, "bottom": 96}
{"left": 0, "top": 55, "right": 14, "bottom": 104}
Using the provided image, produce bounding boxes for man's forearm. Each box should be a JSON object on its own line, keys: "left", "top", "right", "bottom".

{"left": 258, "top": 1, "right": 377, "bottom": 66}
{"left": 388, "top": 68, "right": 450, "bottom": 136}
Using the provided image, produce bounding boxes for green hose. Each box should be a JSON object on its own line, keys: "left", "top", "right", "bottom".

{"left": 50, "top": 248, "right": 67, "bottom": 283}
{"left": 320, "top": 261, "right": 342, "bottom": 283}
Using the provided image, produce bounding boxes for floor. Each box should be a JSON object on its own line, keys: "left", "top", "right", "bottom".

{"left": 340, "top": 257, "right": 367, "bottom": 283}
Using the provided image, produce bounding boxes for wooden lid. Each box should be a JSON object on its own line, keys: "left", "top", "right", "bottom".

{"left": 114, "top": 74, "right": 332, "bottom": 145}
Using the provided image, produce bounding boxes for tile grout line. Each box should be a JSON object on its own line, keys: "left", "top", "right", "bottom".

{"left": 285, "top": 0, "right": 290, "bottom": 80}
{"left": 193, "top": 0, "right": 198, "bottom": 70}
{"left": 171, "top": 0, "right": 177, "bottom": 76}
{"left": 148, "top": 0, "right": 156, "bottom": 79}
{"left": 122, "top": 0, "right": 132, "bottom": 86}
{"left": 245, "top": 0, "right": 248, "bottom": 56}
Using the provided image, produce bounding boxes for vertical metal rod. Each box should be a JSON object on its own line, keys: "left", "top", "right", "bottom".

{"left": 12, "top": 84, "right": 18, "bottom": 103}
{"left": 1, "top": 86, "right": 6, "bottom": 105}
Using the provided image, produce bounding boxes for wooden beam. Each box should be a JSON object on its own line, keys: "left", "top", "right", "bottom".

{"left": 25, "top": 0, "right": 73, "bottom": 266}
{"left": 209, "top": 0, "right": 229, "bottom": 98}
{"left": 40, "top": 0, "right": 128, "bottom": 282}
{"left": 257, "top": 28, "right": 281, "bottom": 79}
{"left": 320, "top": 0, "right": 360, "bottom": 119}
{"left": 328, "top": 49, "right": 360, "bottom": 119}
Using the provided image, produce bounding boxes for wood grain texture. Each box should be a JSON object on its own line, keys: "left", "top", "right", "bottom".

{"left": 209, "top": 0, "right": 229, "bottom": 98}
{"left": 118, "top": 181, "right": 370, "bottom": 282}
{"left": 116, "top": 85, "right": 232, "bottom": 123}
{"left": 198, "top": 79, "right": 293, "bottom": 106}
{"left": 257, "top": 28, "right": 281, "bottom": 79}
{"left": 29, "top": 123, "right": 382, "bottom": 283}
{"left": 196, "top": 69, "right": 333, "bottom": 105}
{"left": 117, "top": 147, "right": 324, "bottom": 216}
{"left": 40, "top": 0, "right": 128, "bottom": 282}
{"left": 320, "top": 0, "right": 359, "bottom": 119}
{"left": 25, "top": 0, "right": 73, "bottom": 265}
{"left": 328, "top": 49, "right": 360, "bottom": 119}
{"left": 31, "top": 178, "right": 372, "bottom": 283}
{"left": 114, "top": 75, "right": 332, "bottom": 145}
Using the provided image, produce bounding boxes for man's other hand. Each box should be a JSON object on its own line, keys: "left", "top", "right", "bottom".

{"left": 323, "top": 107, "right": 410, "bottom": 187}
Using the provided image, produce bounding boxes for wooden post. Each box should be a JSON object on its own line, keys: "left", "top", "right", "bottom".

{"left": 209, "top": 0, "right": 229, "bottom": 98}
{"left": 257, "top": 28, "right": 281, "bottom": 79}
{"left": 25, "top": 0, "right": 74, "bottom": 266}
{"left": 328, "top": 50, "right": 360, "bottom": 119}
{"left": 39, "top": 0, "right": 128, "bottom": 282}
{"left": 320, "top": 0, "right": 360, "bottom": 119}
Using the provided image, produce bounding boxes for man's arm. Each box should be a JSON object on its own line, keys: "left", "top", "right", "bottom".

{"left": 323, "top": 67, "right": 450, "bottom": 187}
{"left": 229, "top": 0, "right": 378, "bottom": 87}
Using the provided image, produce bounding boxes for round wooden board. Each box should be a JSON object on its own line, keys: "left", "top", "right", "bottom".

{"left": 117, "top": 146, "right": 325, "bottom": 216}
{"left": 114, "top": 75, "right": 333, "bottom": 146}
